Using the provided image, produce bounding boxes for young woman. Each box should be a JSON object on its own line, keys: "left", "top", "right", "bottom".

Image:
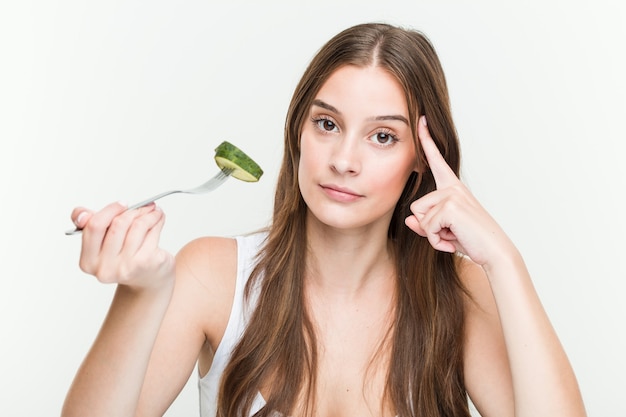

{"left": 62, "top": 23, "right": 587, "bottom": 417}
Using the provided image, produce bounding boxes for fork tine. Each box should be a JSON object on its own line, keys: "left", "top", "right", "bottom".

{"left": 188, "top": 169, "right": 231, "bottom": 193}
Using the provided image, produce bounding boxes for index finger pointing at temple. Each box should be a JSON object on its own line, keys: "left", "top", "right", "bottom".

{"left": 418, "top": 116, "right": 458, "bottom": 189}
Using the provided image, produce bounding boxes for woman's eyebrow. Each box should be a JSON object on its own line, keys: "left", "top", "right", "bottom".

{"left": 312, "top": 99, "right": 340, "bottom": 114}
{"left": 312, "top": 99, "right": 408, "bottom": 125}
{"left": 367, "top": 114, "right": 409, "bottom": 125}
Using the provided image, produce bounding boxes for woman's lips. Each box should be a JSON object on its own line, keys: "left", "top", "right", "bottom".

{"left": 320, "top": 184, "right": 364, "bottom": 203}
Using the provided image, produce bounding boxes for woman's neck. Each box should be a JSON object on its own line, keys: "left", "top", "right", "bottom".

{"left": 304, "top": 214, "right": 396, "bottom": 299}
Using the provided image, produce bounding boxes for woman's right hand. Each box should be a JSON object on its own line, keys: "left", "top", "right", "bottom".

{"left": 63, "top": 202, "right": 178, "bottom": 417}
{"left": 70, "top": 201, "right": 175, "bottom": 290}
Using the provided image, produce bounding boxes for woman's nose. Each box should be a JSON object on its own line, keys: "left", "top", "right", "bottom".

{"left": 329, "top": 135, "right": 361, "bottom": 175}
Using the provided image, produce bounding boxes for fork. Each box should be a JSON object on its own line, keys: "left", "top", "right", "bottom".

{"left": 65, "top": 168, "right": 233, "bottom": 235}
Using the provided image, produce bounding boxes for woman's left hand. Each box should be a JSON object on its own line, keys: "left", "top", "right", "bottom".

{"left": 405, "top": 117, "right": 516, "bottom": 268}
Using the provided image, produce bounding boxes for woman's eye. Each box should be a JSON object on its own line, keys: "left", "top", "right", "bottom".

{"left": 370, "top": 131, "right": 397, "bottom": 146}
{"left": 315, "top": 118, "right": 338, "bottom": 132}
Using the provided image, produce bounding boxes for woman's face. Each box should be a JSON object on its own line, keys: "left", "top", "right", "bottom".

{"left": 298, "top": 64, "right": 417, "bottom": 232}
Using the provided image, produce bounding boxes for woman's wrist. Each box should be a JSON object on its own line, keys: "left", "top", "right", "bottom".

{"left": 481, "top": 240, "right": 526, "bottom": 283}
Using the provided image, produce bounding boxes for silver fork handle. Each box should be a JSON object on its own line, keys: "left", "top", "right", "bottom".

{"left": 65, "top": 169, "right": 232, "bottom": 236}
{"left": 128, "top": 170, "right": 230, "bottom": 210}
{"left": 126, "top": 190, "right": 182, "bottom": 210}
{"left": 122, "top": 169, "right": 232, "bottom": 211}
{"left": 63, "top": 190, "right": 183, "bottom": 236}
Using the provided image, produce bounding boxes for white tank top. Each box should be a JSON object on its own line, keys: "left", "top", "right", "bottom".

{"left": 198, "top": 233, "right": 400, "bottom": 417}
{"left": 198, "top": 232, "right": 267, "bottom": 417}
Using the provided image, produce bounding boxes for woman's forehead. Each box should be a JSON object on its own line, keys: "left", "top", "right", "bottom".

{"left": 312, "top": 65, "right": 409, "bottom": 119}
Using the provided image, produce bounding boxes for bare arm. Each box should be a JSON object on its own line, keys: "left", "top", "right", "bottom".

{"left": 406, "top": 116, "right": 586, "bottom": 416}
{"left": 62, "top": 202, "right": 176, "bottom": 417}
{"left": 480, "top": 250, "right": 584, "bottom": 416}
{"left": 460, "top": 258, "right": 514, "bottom": 416}
{"left": 62, "top": 283, "right": 175, "bottom": 417}
{"left": 136, "top": 237, "right": 236, "bottom": 416}
{"left": 460, "top": 253, "right": 586, "bottom": 417}
{"left": 62, "top": 203, "right": 235, "bottom": 417}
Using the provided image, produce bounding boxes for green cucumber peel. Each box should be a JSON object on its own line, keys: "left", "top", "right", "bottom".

{"left": 214, "top": 141, "right": 263, "bottom": 182}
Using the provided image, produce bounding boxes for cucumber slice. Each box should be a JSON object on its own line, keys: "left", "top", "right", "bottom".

{"left": 214, "top": 141, "right": 263, "bottom": 182}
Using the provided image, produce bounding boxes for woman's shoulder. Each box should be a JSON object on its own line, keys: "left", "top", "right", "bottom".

{"left": 176, "top": 236, "right": 238, "bottom": 281}
{"left": 174, "top": 236, "right": 239, "bottom": 348}
{"left": 173, "top": 232, "right": 266, "bottom": 347}
{"left": 177, "top": 231, "right": 266, "bottom": 274}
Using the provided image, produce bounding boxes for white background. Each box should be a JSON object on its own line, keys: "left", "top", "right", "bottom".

{"left": 1, "top": 1, "right": 624, "bottom": 416}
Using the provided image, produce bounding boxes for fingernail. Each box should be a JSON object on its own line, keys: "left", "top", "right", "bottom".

{"left": 75, "top": 212, "right": 87, "bottom": 227}
{"left": 421, "top": 116, "right": 427, "bottom": 126}
{"left": 117, "top": 200, "right": 128, "bottom": 208}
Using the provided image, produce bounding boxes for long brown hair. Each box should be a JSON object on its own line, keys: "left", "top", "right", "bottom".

{"left": 218, "top": 23, "right": 470, "bottom": 417}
